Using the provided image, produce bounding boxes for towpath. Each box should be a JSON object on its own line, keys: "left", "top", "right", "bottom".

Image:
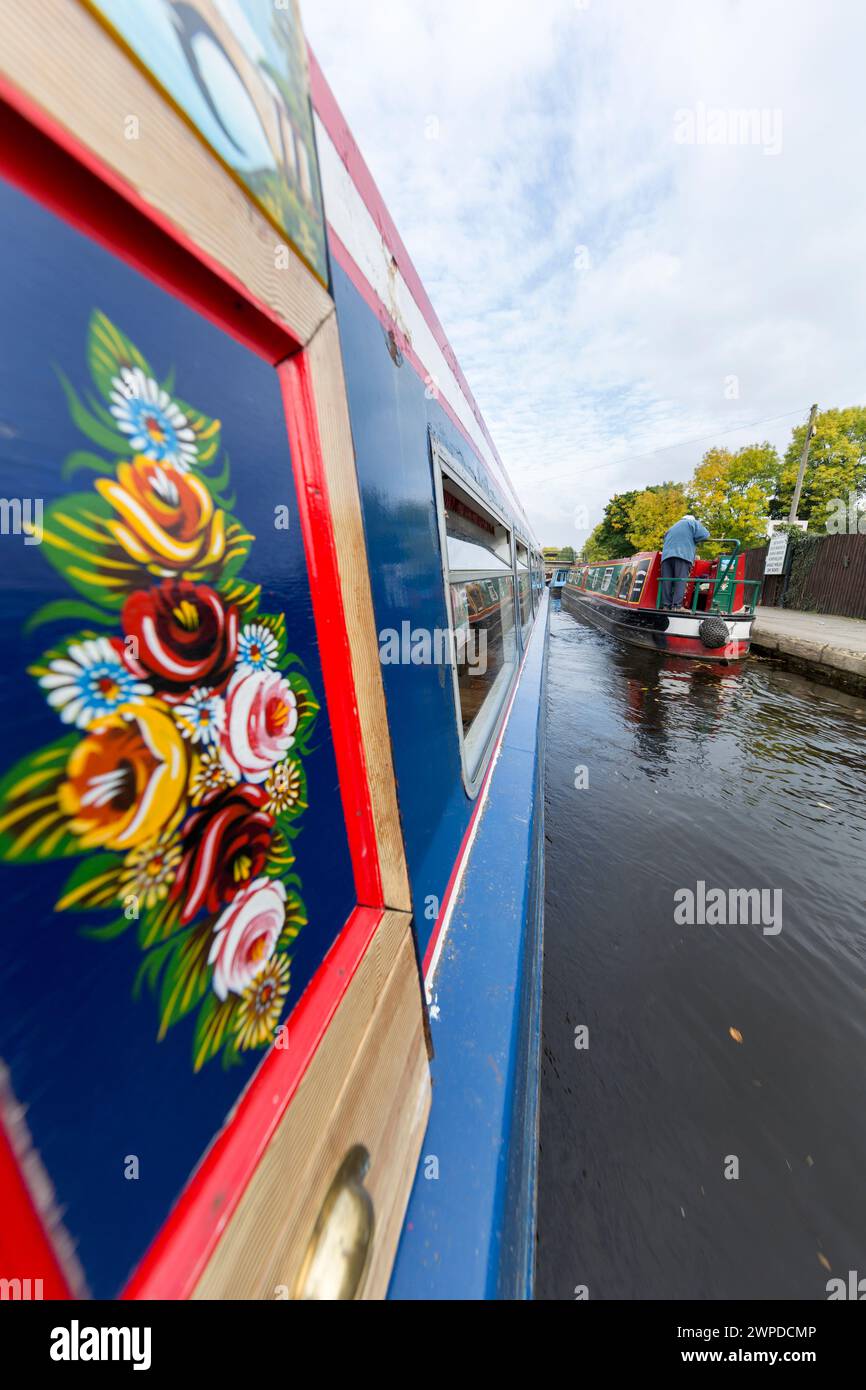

{"left": 751, "top": 606, "right": 866, "bottom": 690}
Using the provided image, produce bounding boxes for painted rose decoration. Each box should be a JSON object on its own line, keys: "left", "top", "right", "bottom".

{"left": 0, "top": 311, "right": 316, "bottom": 1070}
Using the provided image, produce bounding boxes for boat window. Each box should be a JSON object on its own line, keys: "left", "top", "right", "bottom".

{"left": 446, "top": 534, "right": 512, "bottom": 574}
{"left": 432, "top": 445, "right": 520, "bottom": 794}
{"left": 630, "top": 565, "right": 648, "bottom": 603}
{"left": 616, "top": 566, "right": 634, "bottom": 600}
{"left": 515, "top": 541, "right": 532, "bottom": 636}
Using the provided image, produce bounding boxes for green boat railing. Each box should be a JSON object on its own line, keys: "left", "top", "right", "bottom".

{"left": 655, "top": 538, "right": 761, "bottom": 615}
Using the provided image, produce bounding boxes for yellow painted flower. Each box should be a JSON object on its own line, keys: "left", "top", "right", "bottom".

{"left": 264, "top": 758, "right": 305, "bottom": 816}
{"left": 58, "top": 701, "right": 187, "bottom": 850}
{"left": 233, "top": 953, "right": 291, "bottom": 1051}
{"left": 120, "top": 830, "right": 183, "bottom": 909}
{"left": 95, "top": 457, "right": 225, "bottom": 577}
{"left": 189, "top": 746, "right": 236, "bottom": 805}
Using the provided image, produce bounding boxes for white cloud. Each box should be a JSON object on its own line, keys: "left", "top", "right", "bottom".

{"left": 302, "top": 0, "right": 866, "bottom": 547}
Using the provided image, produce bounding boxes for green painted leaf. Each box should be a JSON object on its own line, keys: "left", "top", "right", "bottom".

{"left": 0, "top": 737, "right": 82, "bottom": 862}
{"left": 56, "top": 853, "right": 123, "bottom": 912}
{"left": 80, "top": 915, "right": 134, "bottom": 941}
{"left": 278, "top": 886, "right": 307, "bottom": 950}
{"left": 137, "top": 894, "right": 183, "bottom": 949}
{"left": 289, "top": 670, "right": 320, "bottom": 747}
{"left": 24, "top": 599, "right": 118, "bottom": 634}
{"left": 56, "top": 369, "right": 129, "bottom": 454}
{"left": 158, "top": 923, "right": 214, "bottom": 1040}
{"left": 217, "top": 577, "right": 261, "bottom": 616}
{"left": 61, "top": 450, "right": 115, "bottom": 483}
{"left": 39, "top": 491, "right": 138, "bottom": 611}
{"left": 219, "top": 516, "right": 254, "bottom": 584}
{"left": 203, "top": 448, "right": 231, "bottom": 500}
{"left": 265, "top": 828, "right": 296, "bottom": 876}
{"left": 133, "top": 937, "right": 175, "bottom": 1000}
{"left": 87, "top": 309, "right": 153, "bottom": 404}
{"left": 192, "top": 992, "right": 237, "bottom": 1073}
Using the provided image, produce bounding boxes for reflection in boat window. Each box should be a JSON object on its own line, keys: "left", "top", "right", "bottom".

{"left": 630, "top": 566, "right": 648, "bottom": 602}
{"left": 516, "top": 542, "right": 532, "bottom": 640}
{"left": 450, "top": 575, "right": 518, "bottom": 778}
{"left": 616, "top": 566, "right": 634, "bottom": 600}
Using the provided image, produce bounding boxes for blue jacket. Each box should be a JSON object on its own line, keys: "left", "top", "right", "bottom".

{"left": 661, "top": 516, "right": 709, "bottom": 563}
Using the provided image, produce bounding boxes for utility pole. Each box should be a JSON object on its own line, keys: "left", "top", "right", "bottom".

{"left": 788, "top": 403, "right": 819, "bottom": 523}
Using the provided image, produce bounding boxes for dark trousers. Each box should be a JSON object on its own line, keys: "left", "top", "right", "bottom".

{"left": 660, "top": 556, "right": 692, "bottom": 609}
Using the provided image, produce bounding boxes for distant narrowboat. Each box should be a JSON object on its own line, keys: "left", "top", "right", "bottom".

{"left": 562, "top": 542, "right": 759, "bottom": 661}
{"left": 549, "top": 566, "right": 569, "bottom": 594}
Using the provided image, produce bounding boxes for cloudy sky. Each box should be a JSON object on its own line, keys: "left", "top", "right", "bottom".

{"left": 301, "top": 0, "right": 866, "bottom": 547}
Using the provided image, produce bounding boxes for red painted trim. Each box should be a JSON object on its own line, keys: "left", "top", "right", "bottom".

{"left": 0, "top": 80, "right": 298, "bottom": 364}
{"left": 0, "top": 1113, "right": 72, "bottom": 1299}
{"left": 122, "top": 904, "right": 383, "bottom": 1300}
{"left": 308, "top": 49, "right": 530, "bottom": 531}
{"left": 279, "top": 353, "right": 383, "bottom": 907}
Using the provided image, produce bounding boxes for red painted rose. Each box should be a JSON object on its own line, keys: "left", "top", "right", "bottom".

{"left": 122, "top": 580, "right": 237, "bottom": 700}
{"left": 170, "top": 783, "right": 274, "bottom": 923}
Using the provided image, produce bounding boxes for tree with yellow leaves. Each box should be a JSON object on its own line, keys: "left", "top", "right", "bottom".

{"left": 689, "top": 444, "right": 778, "bottom": 547}
{"left": 773, "top": 407, "right": 866, "bottom": 525}
{"left": 625, "top": 482, "right": 689, "bottom": 550}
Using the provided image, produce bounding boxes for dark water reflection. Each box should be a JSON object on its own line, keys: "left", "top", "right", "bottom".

{"left": 536, "top": 598, "right": 866, "bottom": 1300}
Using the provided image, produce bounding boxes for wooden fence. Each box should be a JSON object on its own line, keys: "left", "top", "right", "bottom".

{"left": 743, "top": 532, "right": 866, "bottom": 619}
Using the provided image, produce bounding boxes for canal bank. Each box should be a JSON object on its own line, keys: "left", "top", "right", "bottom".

{"left": 751, "top": 606, "right": 866, "bottom": 693}
{"left": 537, "top": 598, "right": 866, "bottom": 1301}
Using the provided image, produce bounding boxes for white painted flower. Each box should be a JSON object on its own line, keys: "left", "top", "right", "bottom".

{"left": 174, "top": 688, "right": 226, "bottom": 746}
{"left": 109, "top": 366, "right": 198, "bottom": 471}
{"left": 37, "top": 637, "right": 151, "bottom": 728}
{"left": 221, "top": 668, "right": 297, "bottom": 783}
{"left": 237, "top": 622, "right": 279, "bottom": 673}
{"left": 209, "top": 877, "right": 286, "bottom": 1001}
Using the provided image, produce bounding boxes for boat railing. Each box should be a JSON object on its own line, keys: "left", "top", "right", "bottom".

{"left": 655, "top": 538, "right": 760, "bottom": 615}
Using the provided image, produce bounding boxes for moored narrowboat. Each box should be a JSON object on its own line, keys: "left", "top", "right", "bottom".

{"left": 562, "top": 542, "right": 759, "bottom": 661}
{"left": 0, "top": 1, "right": 546, "bottom": 1303}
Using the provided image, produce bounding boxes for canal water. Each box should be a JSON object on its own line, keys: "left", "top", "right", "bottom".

{"left": 536, "top": 597, "right": 866, "bottom": 1301}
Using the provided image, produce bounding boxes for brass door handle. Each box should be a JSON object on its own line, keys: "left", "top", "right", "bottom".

{"left": 292, "top": 1146, "right": 375, "bottom": 1300}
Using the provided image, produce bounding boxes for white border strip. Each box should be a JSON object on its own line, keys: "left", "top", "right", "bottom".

{"left": 314, "top": 113, "right": 533, "bottom": 537}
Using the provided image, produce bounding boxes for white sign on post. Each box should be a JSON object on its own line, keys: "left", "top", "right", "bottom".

{"left": 764, "top": 531, "right": 788, "bottom": 576}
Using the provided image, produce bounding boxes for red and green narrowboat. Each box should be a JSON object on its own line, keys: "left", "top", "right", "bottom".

{"left": 562, "top": 541, "right": 759, "bottom": 661}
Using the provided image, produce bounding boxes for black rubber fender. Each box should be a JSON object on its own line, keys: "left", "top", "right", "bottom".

{"left": 698, "top": 615, "right": 731, "bottom": 648}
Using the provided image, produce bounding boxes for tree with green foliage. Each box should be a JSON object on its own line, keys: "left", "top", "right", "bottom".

{"left": 583, "top": 490, "right": 639, "bottom": 562}
{"left": 626, "top": 482, "right": 688, "bottom": 550}
{"left": 689, "top": 443, "right": 778, "bottom": 547}
{"left": 773, "top": 407, "right": 866, "bottom": 526}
